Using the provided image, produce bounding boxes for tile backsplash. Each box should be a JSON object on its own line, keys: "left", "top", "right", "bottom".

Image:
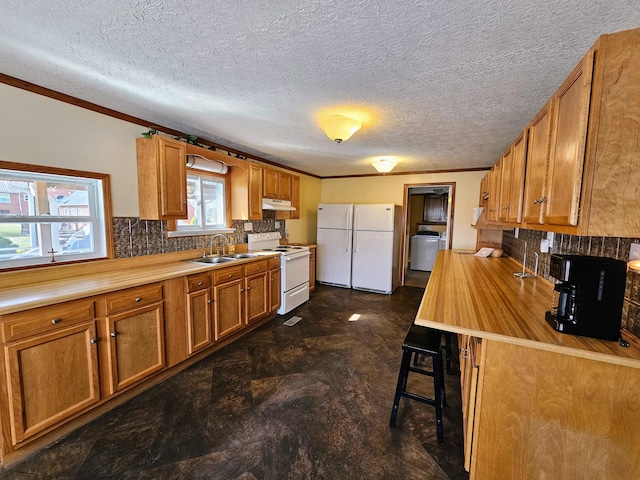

{"left": 112, "top": 211, "right": 285, "bottom": 258}
{"left": 502, "top": 229, "right": 640, "bottom": 338}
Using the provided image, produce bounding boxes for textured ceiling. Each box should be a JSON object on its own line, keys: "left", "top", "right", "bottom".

{"left": 1, "top": 1, "right": 640, "bottom": 177}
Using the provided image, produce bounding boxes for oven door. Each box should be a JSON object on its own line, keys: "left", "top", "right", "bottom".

{"left": 282, "top": 250, "right": 310, "bottom": 292}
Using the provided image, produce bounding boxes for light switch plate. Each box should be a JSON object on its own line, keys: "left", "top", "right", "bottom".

{"left": 630, "top": 243, "right": 640, "bottom": 261}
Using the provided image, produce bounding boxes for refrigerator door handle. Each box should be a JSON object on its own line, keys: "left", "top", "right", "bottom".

{"left": 346, "top": 207, "right": 352, "bottom": 231}
{"left": 353, "top": 229, "right": 357, "bottom": 253}
{"left": 353, "top": 207, "right": 358, "bottom": 231}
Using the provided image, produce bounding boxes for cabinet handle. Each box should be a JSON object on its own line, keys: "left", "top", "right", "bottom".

{"left": 110, "top": 332, "right": 118, "bottom": 337}
{"left": 90, "top": 338, "right": 98, "bottom": 344}
{"left": 135, "top": 297, "right": 142, "bottom": 302}
{"left": 51, "top": 318, "right": 62, "bottom": 324}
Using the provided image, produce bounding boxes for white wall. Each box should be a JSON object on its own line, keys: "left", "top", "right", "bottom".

{"left": 0, "top": 83, "right": 143, "bottom": 217}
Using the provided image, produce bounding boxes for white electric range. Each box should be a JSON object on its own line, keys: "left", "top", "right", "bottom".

{"left": 247, "top": 232, "right": 310, "bottom": 315}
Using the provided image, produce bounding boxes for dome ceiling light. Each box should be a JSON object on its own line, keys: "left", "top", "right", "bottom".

{"left": 371, "top": 158, "right": 398, "bottom": 173}
{"left": 318, "top": 114, "right": 362, "bottom": 143}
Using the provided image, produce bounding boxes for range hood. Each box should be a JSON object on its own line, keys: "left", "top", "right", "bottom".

{"left": 262, "top": 198, "right": 296, "bottom": 211}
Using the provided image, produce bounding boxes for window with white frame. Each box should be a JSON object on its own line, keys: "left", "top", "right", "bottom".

{"left": 0, "top": 163, "right": 111, "bottom": 269}
{"left": 176, "top": 172, "right": 227, "bottom": 232}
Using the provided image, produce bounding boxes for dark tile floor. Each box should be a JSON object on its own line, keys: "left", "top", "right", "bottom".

{"left": 1, "top": 285, "right": 468, "bottom": 480}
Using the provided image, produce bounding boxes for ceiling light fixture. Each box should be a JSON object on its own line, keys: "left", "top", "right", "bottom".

{"left": 318, "top": 115, "right": 362, "bottom": 143}
{"left": 371, "top": 158, "right": 398, "bottom": 173}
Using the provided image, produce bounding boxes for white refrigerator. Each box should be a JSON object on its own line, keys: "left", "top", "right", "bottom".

{"left": 316, "top": 203, "right": 401, "bottom": 294}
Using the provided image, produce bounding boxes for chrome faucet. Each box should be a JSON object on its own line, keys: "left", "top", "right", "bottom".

{"left": 209, "top": 233, "right": 229, "bottom": 255}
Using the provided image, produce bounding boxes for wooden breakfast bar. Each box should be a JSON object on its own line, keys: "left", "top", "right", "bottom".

{"left": 415, "top": 250, "right": 640, "bottom": 480}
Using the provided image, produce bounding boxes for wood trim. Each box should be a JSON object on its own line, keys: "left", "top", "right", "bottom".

{"left": 0, "top": 73, "right": 321, "bottom": 179}
{"left": 0, "top": 160, "right": 116, "bottom": 264}
{"left": 322, "top": 167, "right": 489, "bottom": 179}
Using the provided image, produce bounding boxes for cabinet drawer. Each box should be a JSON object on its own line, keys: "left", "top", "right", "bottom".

{"left": 213, "top": 266, "right": 244, "bottom": 285}
{"left": 268, "top": 257, "right": 281, "bottom": 270}
{"left": 104, "top": 283, "right": 164, "bottom": 315}
{"left": 2, "top": 298, "right": 96, "bottom": 342}
{"left": 244, "top": 259, "right": 268, "bottom": 276}
{"left": 187, "top": 272, "right": 210, "bottom": 292}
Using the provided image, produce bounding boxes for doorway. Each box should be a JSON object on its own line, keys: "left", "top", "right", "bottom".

{"left": 401, "top": 183, "right": 455, "bottom": 286}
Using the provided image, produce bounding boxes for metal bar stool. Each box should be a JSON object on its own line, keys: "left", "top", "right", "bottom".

{"left": 390, "top": 324, "right": 446, "bottom": 445}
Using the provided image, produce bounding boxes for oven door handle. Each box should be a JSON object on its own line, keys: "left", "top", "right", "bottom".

{"left": 285, "top": 251, "right": 310, "bottom": 261}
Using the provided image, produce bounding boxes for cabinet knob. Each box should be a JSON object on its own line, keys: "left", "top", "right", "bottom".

{"left": 198, "top": 281, "right": 203, "bottom": 286}
{"left": 228, "top": 274, "right": 232, "bottom": 278}
{"left": 51, "top": 318, "right": 62, "bottom": 324}
{"left": 135, "top": 297, "right": 142, "bottom": 302}
{"left": 247, "top": 286, "right": 251, "bottom": 290}
{"left": 90, "top": 338, "right": 98, "bottom": 344}
{"left": 110, "top": 332, "right": 118, "bottom": 337}
{"left": 541, "top": 197, "right": 547, "bottom": 203}
{"left": 208, "top": 300, "right": 213, "bottom": 304}
{"left": 240, "top": 288, "right": 244, "bottom": 292}
{"left": 533, "top": 199, "right": 539, "bottom": 204}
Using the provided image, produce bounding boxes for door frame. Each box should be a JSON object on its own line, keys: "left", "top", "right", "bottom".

{"left": 400, "top": 182, "right": 456, "bottom": 286}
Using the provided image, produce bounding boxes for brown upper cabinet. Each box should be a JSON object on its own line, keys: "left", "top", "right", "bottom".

{"left": 521, "top": 102, "right": 553, "bottom": 225}
{"left": 136, "top": 136, "right": 187, "bottom": 220}
{"left": 484, "top": 28, "right": 640, "bottom": 237}
{"left": 423, "top": 194, "right": 448, "bottom": 224}
{"left": 263, "top": 168, "right": 293, "bottom": 200}
{"left": 544, "top": 51, "right": 594, "bottom": 227}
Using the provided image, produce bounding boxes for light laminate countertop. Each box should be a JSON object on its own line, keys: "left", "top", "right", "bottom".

{"left": 414, "top": 250, "right": 640, "bottom": 368}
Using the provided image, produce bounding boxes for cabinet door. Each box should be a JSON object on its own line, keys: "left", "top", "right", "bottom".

{"left": 263, "top": 168, "right": 279, "bottom": 198}
{"left": 487, "top": 163, "right": 501, "bottom": 222}
{"left": 5, "top": 321, "right": 100, "bottom": 445}
{"left": 309, "top": 247, "right": 316, "bottom": 292}
{"left": 506, "top": 131, "right": 528, "bottom": 224}
{"left": 499, "top": 149, "right": 512, "bottom": 222}
{"left": 545, "top": 53, "right": 594, "bottom": 226}
{"left": 248, "top": 164, "right": 263, "bottom": 220}
{"left": 522, "top": 104, "right": 553, "bottom": 224}
{"left": 105, "top": 303, "right": 165, "bottom": 394}
{"left": 246, "top": 272, "right": 268, "bottom": 324}
{"left": 186, "top": 288, "right": 213, "bottom": 355}
{"left": 213, "top": 279, "right": 244, "bottom": 340}
{"left": 158, "top": 137, "right": 187, "bottom": 218}
{"left": 278, "top": 172, "right": 293, "bottom": 200}
{"left": 276, "top": 175, "right": 300, "bottom": 220}
{"left": 423, "top": 194, "right": 447, "bottom": 223}
{"left": 269, "top": 268, "right": 281, "bottom": 312}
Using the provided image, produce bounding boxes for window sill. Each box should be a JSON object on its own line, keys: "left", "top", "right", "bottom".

{"left": 166, "top": 228, "right": 234, "bottom": 238}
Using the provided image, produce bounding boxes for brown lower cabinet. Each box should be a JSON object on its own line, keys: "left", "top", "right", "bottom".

{"left": 0, "top": 256, "right": 280, "bottom": 466}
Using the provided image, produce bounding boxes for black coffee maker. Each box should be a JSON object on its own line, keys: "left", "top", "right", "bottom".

{"left": 545, "top": 254, "right": 626, "bottom": 341}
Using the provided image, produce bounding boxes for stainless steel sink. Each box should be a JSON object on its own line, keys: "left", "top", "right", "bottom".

{"left": 225, "top": 253, "right": 259, "bottom": 259}
{"left": 190, "top": 256, "right": 237, "bottom": 264}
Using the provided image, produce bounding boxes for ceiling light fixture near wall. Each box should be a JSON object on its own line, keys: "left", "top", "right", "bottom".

{"left": 318, "top": 115, "right": 362, "bottom": 143}
{"left": 371, "top": 158, "right": 398, "bottom": 173}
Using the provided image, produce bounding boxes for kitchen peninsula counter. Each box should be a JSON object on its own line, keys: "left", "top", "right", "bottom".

{"left": 415, "top": 250, "right": 640, "bottom": 480}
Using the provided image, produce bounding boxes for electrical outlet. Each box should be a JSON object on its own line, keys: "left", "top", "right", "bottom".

{"left": 244, "top": 222, "right": 253, "bottom": 232}
{"left": 514, "top": 227, "right": 519, "bottom": 239}
{"left": 630, "top": 243, "right": 640, "bottom": 261}
{"left": 275, "top": 221, "right": 280, "bottom": 228}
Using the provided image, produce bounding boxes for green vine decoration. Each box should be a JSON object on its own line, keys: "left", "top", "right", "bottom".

{"left": 141, "top": 129, "right": 157, "bottom": 139}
